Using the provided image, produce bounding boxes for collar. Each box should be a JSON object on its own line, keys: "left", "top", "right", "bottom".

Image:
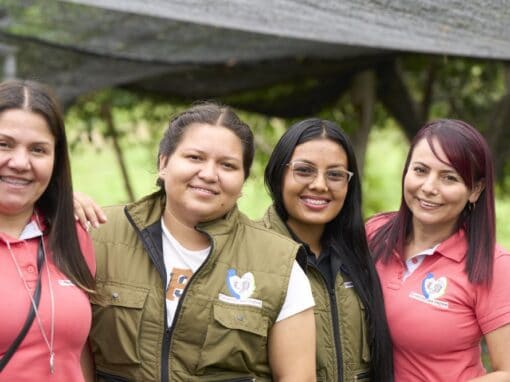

{"left": 434, "top": 229, "right": 468, "bottom": 263}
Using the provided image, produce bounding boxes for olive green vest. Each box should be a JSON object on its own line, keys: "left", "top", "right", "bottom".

{"left": 262, "top": 206, "right": 371, "bottom": 382}
{"left": 90, "top": 192, "right": 301, "bottom": 382}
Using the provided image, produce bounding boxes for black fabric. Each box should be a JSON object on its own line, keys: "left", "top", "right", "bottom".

{"left": 0, "top": 1, "right": 508, "bottom": 112}
{"left": 0, "top": 238, "right": 45, "bottom": 372}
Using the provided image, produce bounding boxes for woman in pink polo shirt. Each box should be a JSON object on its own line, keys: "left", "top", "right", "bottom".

{"left": 0, "top": 80, "right": 95, "bottom": 381}
{"left": 366, "top": 119, "right": 510, "bottom": 381}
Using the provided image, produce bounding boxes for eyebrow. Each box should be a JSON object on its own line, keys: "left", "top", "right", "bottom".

{"left": 182, "top": 147, "right": 241, "bottom": 162}
{"left": 292, "top": 159, "right": 348, "bottom": 169}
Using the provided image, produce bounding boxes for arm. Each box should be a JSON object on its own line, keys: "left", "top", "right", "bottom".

{"left": 73, "top": 191, "right": 107, "bottom": 230}
{"left": 469, "top": 324, "right": 510, "bottom": 382}
{"left": 268, "top": 308, "right": 316, "bottom": 382}
{"left": 81, "top": 341, "right": 96, "bottom": 382}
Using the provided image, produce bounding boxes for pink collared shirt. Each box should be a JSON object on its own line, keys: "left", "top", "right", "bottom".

{"left": 367, "top": 215, "right": 510, "bottom": 382}
{"left": 0, "top": 216, "right": 95, "bottom": 382}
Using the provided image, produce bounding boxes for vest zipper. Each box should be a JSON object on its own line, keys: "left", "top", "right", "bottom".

{"left": 96, "top": 370, "right": 131, "bottom": 381}
{"left": 165, "top": 230, "right": 216, "bottom": 380}
{"left": 309, "top": 265, "right": 344, "bottom": 382}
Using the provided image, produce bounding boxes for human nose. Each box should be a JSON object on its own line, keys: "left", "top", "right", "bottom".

{"left": 7, "top": 147, "right": 30, "bottom": 171}
{"left": 421, "top": 174, "right": 438, "bottom": 194}
{"left": 308, "top": 170, "right": 328, "bottom": 191}
{"left": 198, "top": 161, "right": 219, "bottom": 182}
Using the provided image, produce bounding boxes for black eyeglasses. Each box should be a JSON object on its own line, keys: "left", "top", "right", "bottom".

{"left": 287, "top": 161, "right": 354, "bottom": 190}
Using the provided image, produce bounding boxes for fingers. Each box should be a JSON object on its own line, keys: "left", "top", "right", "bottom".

{"left": 73, "top": 191, "right": 107, "bottom": 231}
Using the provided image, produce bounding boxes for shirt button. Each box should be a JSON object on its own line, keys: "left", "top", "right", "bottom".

{"left": 412, "top": 258, "right": 418, "bottom": 264}
{"left": 27, "top": 265, "right": 35, "bottom": 273}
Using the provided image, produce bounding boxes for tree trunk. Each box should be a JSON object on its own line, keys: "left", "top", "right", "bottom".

{"left": 100, "top": 102, "right": 136, "bottom": 202}
{"left": 350, "top": 70, "right": 376, "bottom": 178}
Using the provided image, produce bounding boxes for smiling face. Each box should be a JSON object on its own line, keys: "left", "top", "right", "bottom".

{"left": 404, "top": 137, "right": 483, "bottom": 237}
{"left": 282, "top": 138, "right": 350, "bottom": 238}
{"left": 0, "top": 109, "right": 55, "bottom": 224}
{"left": 158, "top": 123, "right": 245, "bottom": 227}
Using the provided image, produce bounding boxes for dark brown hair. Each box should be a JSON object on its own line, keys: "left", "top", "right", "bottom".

{"left": 0, "top": 79, "right": 94, "bottom": 293}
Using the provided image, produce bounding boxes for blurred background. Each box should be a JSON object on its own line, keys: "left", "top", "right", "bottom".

{"left": 0, "top": 0, "right": 509, "bottom": 250}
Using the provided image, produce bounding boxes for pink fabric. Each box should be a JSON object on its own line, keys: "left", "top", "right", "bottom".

{"left": 366, "top": 216, "right": 510, "bottom": 382}
{"left": 0, "top": 222, "right": 95, "bottom": 382}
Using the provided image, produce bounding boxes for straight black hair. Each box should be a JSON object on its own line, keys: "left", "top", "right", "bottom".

{"left": 265, "top": 118, "right": 393, "bottom": 381}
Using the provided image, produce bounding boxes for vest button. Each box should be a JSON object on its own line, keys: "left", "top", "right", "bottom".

{"left": 236, "top": 314, "right": 245, "bottom": 321}
{"left": 112, "top": 292, "right": 119, "bottom": 299}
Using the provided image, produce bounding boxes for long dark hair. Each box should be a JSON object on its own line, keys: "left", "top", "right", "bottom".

{"left": 0, "top": 79, "right": 95, "bottom": 293}
{"left": 265, "top": 118, "right": 393, "bottom": 381}
{"left": 369, "top": 119, "right": 495, "bottom": 285}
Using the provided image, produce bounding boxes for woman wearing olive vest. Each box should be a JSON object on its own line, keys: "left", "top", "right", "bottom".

{"left": 87, "top": 103, "right": 316, "bottom": 382}
{"left": 263, "top": 119, "right": 393, "bottom": 382}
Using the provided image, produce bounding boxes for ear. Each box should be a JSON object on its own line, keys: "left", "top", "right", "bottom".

{"left": 158, "top": 155, "right": 168, "bottom": 175}
{"left": 468, "top": 180, "right": 485, "bottom": 204}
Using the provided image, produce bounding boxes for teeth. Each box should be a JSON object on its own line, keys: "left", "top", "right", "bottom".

{"left": 192, "top": 186, "right": 215, "bottom": 194}
{"left": 0, "top": 176, "right": 30, "bottom": 185}
{"left": 420, "top": 200, "right": 440, "bottom": 208}
{"left": 303, "top": 198, "right": 327, "bottom": 205}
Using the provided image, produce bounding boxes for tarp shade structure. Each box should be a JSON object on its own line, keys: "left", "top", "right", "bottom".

{"left": 0, "top": 0, "right": 509, "bottom": 116}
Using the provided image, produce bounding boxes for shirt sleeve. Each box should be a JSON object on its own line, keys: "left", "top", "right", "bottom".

{"left": 475, "top": 246, "right": 510, "bottom": 334}
{"left": 76, "top": 222, "right": 96, "bottom": 276}
{"left": 276, "top": 261, "right": 315, "bottom": 322}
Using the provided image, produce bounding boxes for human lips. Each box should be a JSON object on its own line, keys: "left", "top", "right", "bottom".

{"left": 188, "top": 184, "right": 219, "bottom": 195}
{"left": 0, "top": 175, "right": 32, "bottom": 186}
{"left": 417, "top": 197, "right": 442, "bottom": 209}
{"left": 300, "top": 195, "right": 330, "bottom": 209}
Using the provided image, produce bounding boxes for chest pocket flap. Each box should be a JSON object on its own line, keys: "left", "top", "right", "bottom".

{"left": 213, "top": 303, "right": 268, "bottom": 337}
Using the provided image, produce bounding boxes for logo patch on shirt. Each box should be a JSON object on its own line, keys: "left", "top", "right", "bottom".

{"left": 58, "top": 279, "right": 75, "bottom": 287}
{"left": 409, "top": 272, "right": 449, "bottom": 309}
{"left": 218, "top": 268, "right": 262, "bottom": 308}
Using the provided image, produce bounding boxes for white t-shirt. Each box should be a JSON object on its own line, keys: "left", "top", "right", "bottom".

{"left": 161, "top": 219, "right": 314, "bottom": 327}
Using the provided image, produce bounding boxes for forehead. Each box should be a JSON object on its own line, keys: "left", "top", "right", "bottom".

{"left": 177, "top": 123, "right": 243, "bottom": 156}
{"left": 411, "top": 137, "right": 451, "bottom": 166}
{"left": 0, "top": 109, "right": 53, "bottom": 141}
{"left": 291, "top": 138, "right": 347, "bottom": 163}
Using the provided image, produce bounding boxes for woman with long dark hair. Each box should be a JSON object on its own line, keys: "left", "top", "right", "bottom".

{"left": 367, "top": 119, "right": 510, "bottom": 381}
{"left": 264, "top": 118, "right": 393, "bottom": 382}
{"left": 0, "top": 79, "right": 95, "bottom": 381}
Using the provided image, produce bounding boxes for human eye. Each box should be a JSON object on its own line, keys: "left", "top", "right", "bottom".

{"left": 186, "top": 153, "right": 202, "bottom": 162}
{"left": 0, "top": 140, "right": 10, "bottom": 149}
{"left": 327, "top": 169, "right": 348, "bottom": 182}
{"left": 31, "top": 145, "right": 48, "bottom": 155}
{"left": 222, "top": 161, "right": 239, "bottom": 170}
{"left": 412, "top": 165, "right": 427, "bottom": 175}
{"left": 293, "top": 163, "right": 316, "bottom": 177}
{"left": 441, "top": 173, "right": 461, "bottom": 183}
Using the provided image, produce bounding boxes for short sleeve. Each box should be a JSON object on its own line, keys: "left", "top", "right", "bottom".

{"left": 76, "top": 222, "right": 96, "bottom": 276}
{"left": 475, "top": 246, "right": 510, "bottom": 334}
{"left": 276, "top": 261, "right": 315, "bottom": 322}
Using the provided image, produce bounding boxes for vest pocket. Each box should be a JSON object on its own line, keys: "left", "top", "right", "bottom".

{"left": 354, "top": 369, "right": 370, "bottom": 381}
{"left": 196, "top": 302, "right": 269, "bottom": 373}
{"left": 91, "top": 282, "right": 149, "bottom": 367}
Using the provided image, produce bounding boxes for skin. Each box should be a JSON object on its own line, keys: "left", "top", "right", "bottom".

{"left": 283, "top": 138, "right": 350, "bottom": 255}
{"left": 0, "top": 109, "right": 55, "bottom": 237}
{"left": 76, "top": 122, "right": 317, "bottom": 380}
{"left": 403, "top": 137, "right": 483, "bottom": 257}
{"left": 157, "top": 123, "right": 245, "bottom": 250}
{"left": 404, "top": 138, "right": 510, "bottom": 381}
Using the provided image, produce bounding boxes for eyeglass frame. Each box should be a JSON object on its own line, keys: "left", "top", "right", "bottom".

{"left": 286, "top": 160, "right": 354, "bottom": 189}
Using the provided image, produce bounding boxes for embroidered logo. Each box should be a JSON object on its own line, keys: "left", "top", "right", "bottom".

{"left": 58, "top": 279, "right": 75, "bottom": 287}
{"left": 409, "top": 272, "right": 449, "bottom": 309}
{"left": 218, "top": 268, "right": 263, "bottom": 308}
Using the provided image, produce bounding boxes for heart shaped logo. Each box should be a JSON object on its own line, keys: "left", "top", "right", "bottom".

{"left": 421, "top": 273, "right": 447, "bottom": 300}
{"left": 226, "top": 269, "right": 256, "bottom": 300}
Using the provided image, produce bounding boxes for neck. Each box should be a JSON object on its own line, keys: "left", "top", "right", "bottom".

{"left": 162, "top": 207, "right": 209, "bottom": 251}
{"left": 286, "top": 219, "right": 324, "bottom": 257}
{"left": 0, "top": 210, "right": 33, "bottom": 238}
{"left": 406, "top": 220, "right": 456, "bottom": 259}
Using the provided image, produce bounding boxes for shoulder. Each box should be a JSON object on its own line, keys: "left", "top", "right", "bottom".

{"left": 365, "top": 211, "right": 395, "bottom": 237}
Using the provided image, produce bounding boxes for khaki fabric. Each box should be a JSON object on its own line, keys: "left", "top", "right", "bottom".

{"left": 262, "top": 206, "right": 371, "bottom": 382}
{"left": 90, "top": 191, "right": 301, "bottom": 382}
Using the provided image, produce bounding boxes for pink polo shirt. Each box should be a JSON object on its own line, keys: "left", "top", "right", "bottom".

{"left": 0, "top": 218, "right": 95, "bottom": 382}
{"left": 367, "top": 215, "right": 510, "bottom": 382}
